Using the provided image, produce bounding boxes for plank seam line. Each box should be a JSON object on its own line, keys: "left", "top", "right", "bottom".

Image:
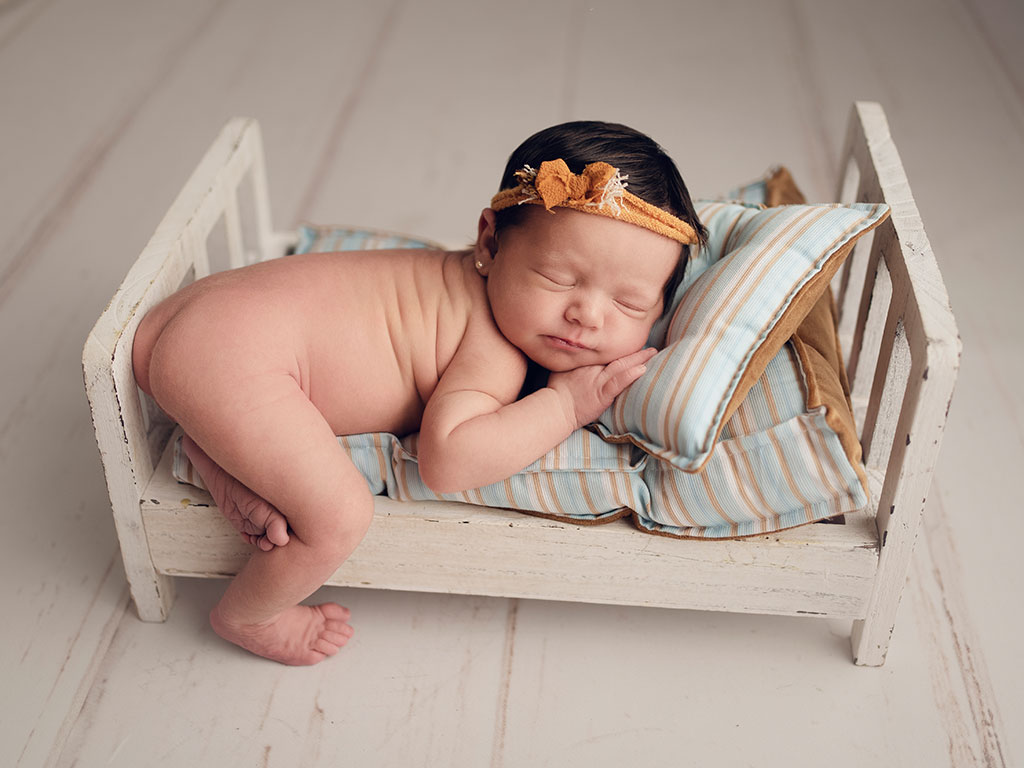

{"left": 490, "top": 599, "right": 519, "bottom": 768}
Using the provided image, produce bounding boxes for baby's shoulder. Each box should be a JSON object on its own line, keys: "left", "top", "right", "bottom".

{"left": 458, "top": 270, "right": 527, "bottom": 374}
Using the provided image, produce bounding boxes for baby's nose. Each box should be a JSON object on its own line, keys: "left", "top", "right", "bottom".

{"left": 565, "top": 294, "right": 602, "bottom": 328}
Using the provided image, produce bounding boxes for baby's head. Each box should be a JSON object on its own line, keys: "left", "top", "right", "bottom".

{"left": 475, "top": 120, "right": 708, "bottom": 372}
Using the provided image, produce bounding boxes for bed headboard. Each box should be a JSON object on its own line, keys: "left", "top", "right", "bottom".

{"left": 831, "top": 102, "right": 960, "bottom": 654}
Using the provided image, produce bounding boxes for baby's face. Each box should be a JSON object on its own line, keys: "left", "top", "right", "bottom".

{"left": 479, "top": 207, "right": 681, "bottom": 372}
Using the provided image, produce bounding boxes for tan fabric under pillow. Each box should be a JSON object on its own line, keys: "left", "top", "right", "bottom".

{"left": 765, "top": 167, "right": 866, "bottom": 493}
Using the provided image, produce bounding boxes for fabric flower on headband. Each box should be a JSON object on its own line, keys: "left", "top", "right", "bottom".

{"left": 491, "top": 159, "right": 699, "bottom": 245}
{"left": 516, "top": 159, "right": 628, "bottom": 214}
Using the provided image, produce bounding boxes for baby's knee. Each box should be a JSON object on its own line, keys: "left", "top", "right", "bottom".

{"left": 327, "top": 499, "right": 373, "bottom": 550}
{"left": 294, "top": 492, "right": 374, "bottom": 562}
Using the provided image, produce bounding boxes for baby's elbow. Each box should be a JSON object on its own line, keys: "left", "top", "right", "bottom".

{"left": 417, "top": 458, "right": 463, "bottom": 496}
{"left": 416, "top": 446, "right": 461, "bottom": 495}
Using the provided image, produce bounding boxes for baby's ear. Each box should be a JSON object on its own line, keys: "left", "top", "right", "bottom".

{"left": 474, "top": 208, "right": 498, "bottom": 275}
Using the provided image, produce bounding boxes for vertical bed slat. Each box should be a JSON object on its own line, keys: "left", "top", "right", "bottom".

{"left": 224, "top": 187, "right": 246, "bottom": 269}
{"left": 859, "top": 229, "right": 912, "bottom": 471}
{"left": 246, "top": 124, "right": 279, "bottom": 264}
{"left": 845, "top": 230, "right": 888, "bottom": 405}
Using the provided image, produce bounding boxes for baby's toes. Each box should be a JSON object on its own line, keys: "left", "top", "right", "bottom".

{"left": 265, "top": 512, "right": 290, "bottom": 547}
{"left": 318, "top": 603, "right": 351, "bottom": 623}
{"left": 321, "top": 628, "right": 353, "bottom": 648}
{"left": 313, "top": 638, "right": 341, "bottom": 657}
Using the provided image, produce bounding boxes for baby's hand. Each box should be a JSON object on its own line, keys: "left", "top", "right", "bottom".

{"left": 548, "top": 347, "right": 657, "bottom": 430}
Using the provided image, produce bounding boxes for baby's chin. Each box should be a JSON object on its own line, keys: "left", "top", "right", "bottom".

{"left": 526, "top": 348, "right": 626, "bottom": 373}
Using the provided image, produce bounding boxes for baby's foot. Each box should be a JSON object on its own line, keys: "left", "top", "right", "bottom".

{"left": 210, "top": 602, "right": 354, "bottom": 666}
{"left": 182, "top": 434, "right": 290, "bottom": 551}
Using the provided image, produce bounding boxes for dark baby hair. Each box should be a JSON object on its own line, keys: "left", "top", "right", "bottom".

{"left": 493, "top": 120, "right": 708, "bottom": 312}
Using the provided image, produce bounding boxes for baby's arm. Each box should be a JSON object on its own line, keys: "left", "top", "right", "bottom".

{"left": 417, "top": 322, "right": 653, "bottom": 493}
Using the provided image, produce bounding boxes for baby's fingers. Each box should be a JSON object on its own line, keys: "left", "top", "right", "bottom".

{"left": 618, "top": 347, "right": 658, "bottom": 368}
{"left": 599, "top": 348, "right": 656, "bottom": 401}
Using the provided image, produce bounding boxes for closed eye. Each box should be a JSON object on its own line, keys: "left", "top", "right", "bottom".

{"left": 615, "top": 298, "right": 650, "bottom": 314}
{"left": 536, "top": 270, "right": 574, "bottom": 288}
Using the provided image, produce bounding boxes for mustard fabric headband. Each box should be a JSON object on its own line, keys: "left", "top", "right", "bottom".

{"left": 490, "top": 159, "right": 699, "bottom": 245}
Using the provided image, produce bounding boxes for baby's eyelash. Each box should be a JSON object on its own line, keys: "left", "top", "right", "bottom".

{"left": 615, "top": 298, "right": 649, "bottom": 313}
{"left": 536, "top": 271, "right": 574, "bottom": 287}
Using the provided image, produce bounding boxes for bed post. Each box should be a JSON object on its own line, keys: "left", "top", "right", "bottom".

{"left": 84, "top": 309, "right": 177, "bottom": 621}
{"left": 835, "top": 102, "right": 961, "bottom": 665}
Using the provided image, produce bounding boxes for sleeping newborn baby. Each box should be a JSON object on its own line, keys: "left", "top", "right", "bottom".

{"left": 132, "top": 120, "right": 705, "bottom": 665}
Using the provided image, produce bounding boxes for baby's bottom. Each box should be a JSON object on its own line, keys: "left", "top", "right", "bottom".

{"left": 138, "top": 303, "right": 372, "bottom": 666}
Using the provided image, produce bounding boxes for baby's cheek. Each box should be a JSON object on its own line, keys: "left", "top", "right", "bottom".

{"left": 617, "top": 320, "right": 656, "bottom": 357}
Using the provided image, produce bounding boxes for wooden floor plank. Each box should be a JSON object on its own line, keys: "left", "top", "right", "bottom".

{"left": 0, "top": 0, "right": 229, "bottom": 306}
{"left": 497, "top": 598, "right": 950, "bottom": 767}
{"left": 0, "top": 0, "right": 58, "bottom": 51}
{"left": 56, "top": 580, "right": 511, "bottom": 767}
{"left": 294, "top": 0, "right": 582, "bottom": 246}
{"left": 911, "top": 492, "right": 1010, "bottom": 767}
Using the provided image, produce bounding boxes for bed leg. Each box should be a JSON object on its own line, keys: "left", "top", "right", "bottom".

{"left": 128, "top": 569, "right": 177, "bottom": 623}
{"left": 850, "top": 616, "right": 889, "bottom": 666}
{"left": 111, "top": 494, "right": 177, "bottom": 622}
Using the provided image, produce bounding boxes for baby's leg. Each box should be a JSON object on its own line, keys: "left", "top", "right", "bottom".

{"left": 150, "top": 350, "right": 372, "bottom": 666}
{"left": 182, "top": 434, "right": 290, "bottom": 551}
{"left": 134, "top": 288, "right": 289, "bottom": 552}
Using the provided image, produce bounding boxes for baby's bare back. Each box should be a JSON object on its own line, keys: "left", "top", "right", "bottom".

{"left": 165, "top": 249, "right": 480, "bottom": 437}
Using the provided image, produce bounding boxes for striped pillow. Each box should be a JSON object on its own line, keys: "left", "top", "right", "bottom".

{"left": 597, "top": 199, "right": 889, "bottom": 473}
{"left": 637, "top": 335, "right": 868, "bottom": 538}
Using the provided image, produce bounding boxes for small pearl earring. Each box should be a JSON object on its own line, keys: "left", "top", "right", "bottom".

{"left": 475, "top": 260, "right": 484, "bottom": 269}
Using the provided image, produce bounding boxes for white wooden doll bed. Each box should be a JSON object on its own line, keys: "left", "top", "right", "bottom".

{"left": 83, "top": 102, "right": 959, "bottom": 666}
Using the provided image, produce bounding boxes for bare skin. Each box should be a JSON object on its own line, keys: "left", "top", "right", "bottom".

{"left": 133, "top": 207, "right": 679, "bottom": 665}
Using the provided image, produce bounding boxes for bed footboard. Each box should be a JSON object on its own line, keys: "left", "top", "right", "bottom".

{"left": 83, "top": 118, "right": 291, "bottom": 620}
{"left": 833, "top": 102, "right": 961, "bottom": 665}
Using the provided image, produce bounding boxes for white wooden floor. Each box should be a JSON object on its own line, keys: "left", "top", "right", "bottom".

{"left": 2, "top": 0, "right": 1021, "bottom": 765}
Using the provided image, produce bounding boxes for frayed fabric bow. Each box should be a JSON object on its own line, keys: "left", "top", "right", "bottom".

{"left": 490, "top": 159, "right": 698, "bottom": 245}
{"left": 521, "top": 159, "right": 627, "bottom": 213}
